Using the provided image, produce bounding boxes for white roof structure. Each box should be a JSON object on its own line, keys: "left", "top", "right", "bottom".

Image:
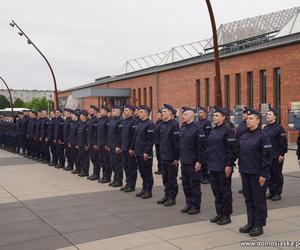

{"left": 117, "top": 6, "right": 300, "bottom": 75}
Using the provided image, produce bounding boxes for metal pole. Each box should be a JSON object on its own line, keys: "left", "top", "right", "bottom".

{"left": 205, "top": 0, "right": 222, "bottom": 107}
{"left": 10, "top": 20, "right": 59, "bottom": 109}
{"left": 0, "top": 76, "right": 14, "bottom": 113}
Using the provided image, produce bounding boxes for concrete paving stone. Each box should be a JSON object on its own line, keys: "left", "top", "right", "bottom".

{"left": 0, "top": 206, "right": 36, "bottom": 225}
{"left": 211, "top": 242, "right": 282, "bottom": 250}
{"left": 0, "top": 235, "right": 72, "bottom": 250}
{"left": 282, "top": 216, "right": 300, "bottom": 227}
{"left": 129, "top": 242, "right": 181, "bottom": 250}
{"left": 268, "top": 206, "right": 300, "bottom": 220}
{"left": 0, "top": 198, "right": 18, "bottom": 205}
{"left": 76, "top": 231, "right": 161, "bottom": 250}
{"left": 0, "top": 220, "right": 59, "bottom": 247}
{"left": 0, "top": 158, "right": 39, "bottom": 166}
{"left": 170, "top": 229, "right": 250, "bottom": 250}
{"left": 0, "top": 201, "right": 23, "bottom": 210}
{"left": 63, "top": 222, "right": 141, "bottom": 245}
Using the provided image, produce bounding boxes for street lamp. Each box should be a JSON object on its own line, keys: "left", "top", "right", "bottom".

{"left": 9, "top": 20, "right": 59, "bottom": 109}
{"left": 0, "top": 76, "right": 14, "bottom": 113}
{"left": 205, "top": 0, "right": 222, "bottom": 107}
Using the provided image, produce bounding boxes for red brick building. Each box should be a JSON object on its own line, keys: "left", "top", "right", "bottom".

{"left": 58, "top": 7, "right": 300, "bottom": 140}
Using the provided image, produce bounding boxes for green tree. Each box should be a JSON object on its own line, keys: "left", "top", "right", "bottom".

{"left": 24, "top": 97, "right": 53, "bottom": 111}
{"left": 14, "top": 98, "right": 25, "bottom": 108}
{"left": 0, "top": 95, "right": 10, "bottom": 109}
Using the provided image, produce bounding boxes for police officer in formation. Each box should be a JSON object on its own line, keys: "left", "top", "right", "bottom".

{"left": 1, "top": 104, "right": 296, "bottom": 238}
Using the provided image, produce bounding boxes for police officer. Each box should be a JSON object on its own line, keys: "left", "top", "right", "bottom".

{"left": 53, "top": 109, "right": 65, "bottom": 168}
{"left": 96, "top": 106, "right": 111, "bottom": 183}
{"left": 87, "top": 105, "right": 100, "bottom": 180}
{"left": 107, "top": 105, "right": 123, "bottom": 187}
{"left": 40, "top": 110, "right": 50, "bottom": 164}
{"left": 208, "top": 107, "right": 236, "bottom": 225}
{"left": 76, "top": 110, "right": 89, "bottom": 176}
{"left": 47, "top": 111, "right": 57, "bottom": 166}
{"left": 179, "top": 107, "right": 203, "bottom": 215}
{"left": 20, "top": 110, "right": 29, "bottom": 156}
{"left": 263, "top": 108, "right": 288, "bottom": 201}
{"left": 154, "top": 110, "right": 163, "bottom": 175}
{"left": 237, "top": 107, "right": 249, "bottom": 194}
{"left": 34, "top": 111, "right": 42, "bottom": 161}
{"left": 238, "top": 109, "right": 272, "bottom": 237}
{"left": 197, "top": 106, "right": 212, "bottom": 184}
{"left": 120, "top": 104, "right": 138, "bottom": 192}
{"left": 157, "top": 104, "right": 180, "bottom": 206}
{"left": 63, "top": 108, "right": 73, "bottom": 171}
{"left": 297, "top": 131, "right": 300, "bottom": 167}
{"left": 69, "top": 110, "right": 80, "bottom": 174}
{"left": 130, "top": 105, "right": 154, "bottom": 199}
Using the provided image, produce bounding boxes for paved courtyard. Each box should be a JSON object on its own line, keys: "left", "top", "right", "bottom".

{"left": 0, "top": 149, "right": 299, "bottom": 250}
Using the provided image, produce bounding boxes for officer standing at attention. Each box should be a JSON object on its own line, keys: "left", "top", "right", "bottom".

{"left": 297, "top": 131, "right": 300, "bottom": 167}
{"left": 208, "top": 107, "right": 236, "bottom": 225}
{"left": 47, "top": 111, "right": 57, "bottom": 166}
{"left": 87, "top": 105, "right": 100, "bottom": 180}
{"left": 196, "top": 106, "right": 212, "bottom": 184}
{"left": 34, "top": 111, "right": 42, "bottom": 161}
{"left": 130, "top": 105, "right": 154, "bottom": 199}
{"left": 107, "top": 105, "right": 123, "bottom": 187}
{"left": 20, "top": 110, "right": 29, "bottom": 156}
{"left": 263, "top": 108, "right": 287, "bottom": 201}
{"left": 63, "top": 108, "right": 73, "bottom": 171}
{"left": 238, "top": 109, "right": 272, "bottom": 237}
{"left": 69, "top": 110, "right": 80, "bottom": 174}
{"left": 40, "top": 110, "right": 50, "bottom": 164}
{"left": 96, "top": 106, "right": 111, "bottom": 183}
{"left": 157, "top": 104, "right": 180, "bottom": 206}
{"left": 76, "top": 110, "right": 89, "bottom": 177}
{"left": 236, "top": 107, "right": 249, "bottom": 194}
{"left": 54, "top": 109, "right": 65, "bottom": 169}
{"left": 154, "top": 109, "right": 163, "bottom": 175}
{"left": 120, "top": 104, "right": 138, "bottom": 192}
{"left": 179, "top": 107, "right": 204, "bottom": 215}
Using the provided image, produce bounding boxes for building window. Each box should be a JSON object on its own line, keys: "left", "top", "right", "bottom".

{"left": 138, "top": 88, "right": 141, "bottom": 106}
{"left": 149, "top": 87, "right": 153, "bottom": 108}
{"left": 274, "top": 68, "right": 281, "bottom": 123}
{"left": 205, "top": 78, "right": 210, "bottom": 107}
{"left": 235, "top": 73, "right": 241, "bottom": 105}
{"left": 132, "top": 89, "right": 136, "bottom": 106}
{"left": 196, "top": 79, "right": 201, "bottom": 107}
{"left": 260, "top": 70, "right": 267, "bottom": 103}
{"left": 247, "top": 72, "right": 254, "bottom": 108}
{"left": 143, "top": 88, "right": 147, "bottom": 105}
{"left": 224, "top": 75, "right": 230, "bottom": 109}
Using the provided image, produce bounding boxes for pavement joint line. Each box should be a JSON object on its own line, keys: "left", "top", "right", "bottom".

{"left": 0, "top": 184, "right": 80, "bottom": 250}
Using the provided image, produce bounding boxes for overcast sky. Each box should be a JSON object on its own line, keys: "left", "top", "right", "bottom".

{"left": 0, "top": 0, "right": 299, "bottom": 91}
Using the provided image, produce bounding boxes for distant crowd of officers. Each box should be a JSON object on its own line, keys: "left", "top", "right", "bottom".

{"left": 0, "top": 103, "right": 299, "bottom": 237}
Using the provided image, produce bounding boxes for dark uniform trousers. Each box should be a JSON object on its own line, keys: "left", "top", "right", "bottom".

{"left": 71, "top": 145, "right": 80, "bottom": 172}
{"left": 109, "top": 147, "right": 123, "bottom": 185}
{"left": 36, "top": 140, "right": 42, "bottom": 158}
{"left": 241, "top": 173, "right": 268, "bottom": 226}
{"left": 65, "top": 145, "right": 73, "bottom": 167}
{"left": 162, "top": 160, "right": 178, "bottom": 200}
{"left": 268, "top": 159, "right": 284, "bottom": 195}
{"left": 90, "top": 147, "right": 100, "bottom": 177}
{"left": 200, "top": 163, "right": 210, "bottom": 180}
{"left": 41, "top": 140, "right": 50, "bottom": 162}
{"left": 54, "top": 143, "right": 65, "bottom": 167}
{"left": 30, "top": 138, "right": 38, "bottom": 157}
{"left": 122, "top": 151, "right": 137, "bottom": 188}
{"left": 49, "top": 141, "right": 57, "bottom": 164}
{"left": 181, "top": 163, "right": 201, "bottom": 209}
{"left": 137, "top": 156, "right": 153, "bottom": 193}
{"left": 155, "top": 144, "right": 161, "bottom": 172}
{"left": 79, "top": 146, "right": 89, "bottom": 174}
{"left": 210, "top": 171, "right": 232, "bottom": 216}
{"left": 99, "top": 146, "right": 110, "bottom": 180}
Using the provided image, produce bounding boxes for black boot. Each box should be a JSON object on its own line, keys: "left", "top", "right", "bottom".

{"left": 210, "top": 214, "right": 222, "bottom": 223}
{"left": 141, "top": 192, "right": 152, "bottom": 199}
{"left": 157, "top": 196, "right": 168, "bottom": 204}
{"left": 249, "top": 225, "right": 264, "bottom": 237}
{"left": 180, "top": 205, "right": 191, "bottom": 213}
{"left": 164, "top": 199, "right": 176, "bottom": 206}
{"left": 239, "top": 224, "right": 253, "bottom": 233}
{"left": 136, "top": 190, "right": 144, "bottom": 197}
{"left": 187, "top": 207, "right": 200, "bottom": 215}
{"left": 271, "top": 194, "right": 281, "bottom": 201}
{"left": 124, "top": 187, "right": 135, "bottom": 192}
{"left": 217, "top": 215, "right": 231, "bottom": 225}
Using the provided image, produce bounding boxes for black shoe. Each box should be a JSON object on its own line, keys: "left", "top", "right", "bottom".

{"left": 266, "top": 193, "right": 273, "bottom": 199}
{"left": 79, "top": 172, "right": 88, "bottom": 177}
{"left": 210, "top": 214, "right": 222, "bottom": 223}
{"left": 71, "top": 170, "right": 79, "bottom": 174}
{"left": 155, "top": 171, "right": 162, "bottom": 175}
{"left": 200, "top": 179, "right": 210, "bottom": 184}
{"left": 64, "top": 167, "right": 73, "bottom": 171}
{"left": 87, "top": 175, "right": 100, "bottom": 181}
{"left": 120, "top": 186, "right": 127, "bottom": 191}
{"left": 164, "top": 199, "right": 176, "bottom": 206}
{"left": 108, "top": 182, "right": 114, "bottom": 186}
{"left": 157, "top": 196, "right": 168, "bottom": 204}
{"left": 136, "top": 190, "right": 144, "bottom": 197}
{"left": 124, "top": 187, "right": 135, "bottom": 192}
{"left": 37, "top": 158, "right": 43, "bottom": 162}
{"left": 238, "top": 189, "right": 244, "bottom": 194}
{"left": 42, "top": 160, "right": 49, "bottom": 164}
{"left": 48, "top": 162, "right": 56, "bottom": 166}
{"left": 217, "top": 215, "right": 231, "bottom": 225}
{"left": 33, "top": 157, "right": 39, "bottom": 160}
{"left": 239, "top": 224, "right": 254, "bottom": 233}
{"left": 187, "top": 208, "right": 200, "bottom": 215}
{"left": 142, "top": 192, "right": 152, "bottom": 199}
{"left": 100, "top": 179, "right": 110, "bottom": 183}
{"left": 181, "top": 206, "right": 191, "bottom": 213}
{"left": 112, "top": 183, "right": 122, "bottom": 188}
{"left": 249, "top": 225, "right": 264, "bottom": 237}
{"left": 271, "top": 194, "right": 281, "bottom": 201}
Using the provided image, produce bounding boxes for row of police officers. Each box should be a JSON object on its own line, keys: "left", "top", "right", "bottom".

{"left": 0, "top": 104, "right": 296, "bottom": 237}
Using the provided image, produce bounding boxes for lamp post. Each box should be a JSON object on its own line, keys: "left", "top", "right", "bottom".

{"left": 9, "top": 20, "right": 59, "bottom": 109}
{"left": 0, "top": 76, "right": 14, "bottom": 112}
{"left": 205, "top": 0, "right": 222, "bottom": 107}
